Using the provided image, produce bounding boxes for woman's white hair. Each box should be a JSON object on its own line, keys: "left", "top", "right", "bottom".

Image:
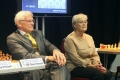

{"left": 14, "top": 10, "right": 33, "bottom": 25}
{"left": 72, "top": 13, "right": 88, "bottom": 27}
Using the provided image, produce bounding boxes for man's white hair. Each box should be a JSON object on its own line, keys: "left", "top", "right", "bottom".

{"left": 14, "top": 10, "right": 33, "bottom": 25}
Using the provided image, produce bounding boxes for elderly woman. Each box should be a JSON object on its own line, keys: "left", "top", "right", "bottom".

{"left": 64, "top": 13, "right": 112, "bottom": 80}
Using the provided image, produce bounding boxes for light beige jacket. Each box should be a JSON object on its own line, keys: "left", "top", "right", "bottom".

{"left": 64, "top": 31, "right": 101, "bottom": 71}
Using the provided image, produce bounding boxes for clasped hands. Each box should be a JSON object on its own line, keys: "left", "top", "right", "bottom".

{"left": 47, "top": 49, "right": 66, "bottom": 66}
{"left": 88, "top": 64, "right": 107, "bottom": 74}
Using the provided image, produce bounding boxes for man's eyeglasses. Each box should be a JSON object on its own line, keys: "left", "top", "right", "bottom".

{"left": 20, "top": 19, "right": 35, "bottom": 23}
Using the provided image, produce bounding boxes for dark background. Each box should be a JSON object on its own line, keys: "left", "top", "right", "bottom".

{"left": 0, "top": 0, "right": 120, "bottom": 71}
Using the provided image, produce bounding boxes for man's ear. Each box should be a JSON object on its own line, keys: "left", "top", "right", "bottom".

{"left": 17, "top": 20, "right": 22, "bottom": 27}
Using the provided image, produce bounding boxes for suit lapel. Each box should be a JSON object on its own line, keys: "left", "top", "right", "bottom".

{"left": 31, "top": 31, "right": 43, "bottom": 53}
{"left": 16, "top": 30, "right": 33, "bottom": 47}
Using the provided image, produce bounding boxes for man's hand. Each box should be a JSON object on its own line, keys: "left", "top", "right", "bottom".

{"left": 47, "top": 56, "right": 55, "bottom": 62}
{"left": 53, "top": 49, "right": 66, "bottom": 66}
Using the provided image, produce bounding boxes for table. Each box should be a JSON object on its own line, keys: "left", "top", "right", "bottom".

{"left": 0, "top": 60, "right": 45, "bottom": 80}
{"left": 0, "top": 60, "right": 45, "bottom": 75}
{"left": 97, "top": 48, "right": 120, "bottom": 69}
{"left": 0, "top": 65, "right": 45, "bottom": 75}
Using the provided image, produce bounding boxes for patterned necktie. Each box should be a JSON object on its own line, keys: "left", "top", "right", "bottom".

{"left": 25, "top": 33, "right": 37, "bottom": 46}
{"left": 25, "top": 33, "right": 40, "bottom": 55}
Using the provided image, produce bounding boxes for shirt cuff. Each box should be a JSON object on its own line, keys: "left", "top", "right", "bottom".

{"left": 45, "top": 56, "right": 48, "bottom": 64}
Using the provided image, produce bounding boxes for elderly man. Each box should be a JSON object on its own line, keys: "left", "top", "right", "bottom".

{"left": 7, "top": 10, "right": 70, "bottom": 80}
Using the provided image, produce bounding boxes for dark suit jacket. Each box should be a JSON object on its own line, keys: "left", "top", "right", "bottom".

{"left": 7, "top": 29, "right": 58, "bottom": 62}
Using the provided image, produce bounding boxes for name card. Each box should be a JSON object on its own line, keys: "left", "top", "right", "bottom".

{"left": 20, "top": 58, "right": 44, "bottom": 67}
{"left": 0, "top": 61, "right": 13, "bottom": 70}
{"left": 12, "top": 62, "right": 21, "bottom": 68}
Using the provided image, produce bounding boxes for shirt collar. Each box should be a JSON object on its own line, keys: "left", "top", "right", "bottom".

{"left": 18, "top": 29, "right": 26, "bottom": 36}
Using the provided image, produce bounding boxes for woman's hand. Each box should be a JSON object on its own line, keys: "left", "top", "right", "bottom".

{"left": 87, "top": 64, "right": 97, "bottom": 69}
{"left": 87, "top": 64, "right": 106, "bottom": 73}
{"left": 94, "top": 64, "right": 106, "bottom": 74}
{"left": 98, "top": 66, "right": 107, "bottom": 74}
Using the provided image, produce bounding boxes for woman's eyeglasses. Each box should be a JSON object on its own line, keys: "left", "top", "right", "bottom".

{"left": 20, "top": 19, "right": 35, "bottom": 23}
